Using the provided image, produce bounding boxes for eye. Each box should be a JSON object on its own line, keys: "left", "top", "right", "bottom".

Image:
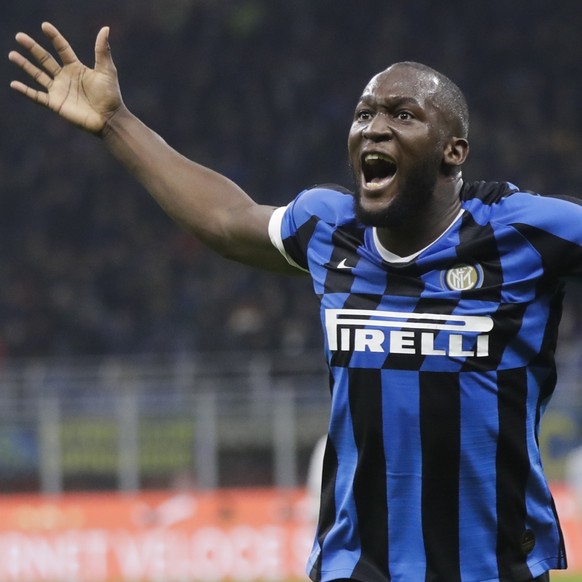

{"left": 355, "top": 109, "right": 373, "bottom": 121}
{"left": 395, "top": 110, "right": 414, "bottom": 121}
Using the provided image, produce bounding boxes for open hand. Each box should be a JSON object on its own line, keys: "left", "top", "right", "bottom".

{"left": 9, "top": 22, "right": 123, "bottom": 135}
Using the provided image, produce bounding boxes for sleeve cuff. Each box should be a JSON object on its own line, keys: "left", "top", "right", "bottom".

{"left": 268, "top": 206, "right": 309, "bottom": 273}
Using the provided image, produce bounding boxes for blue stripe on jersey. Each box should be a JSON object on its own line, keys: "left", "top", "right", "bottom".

{"left": 319, "top": 365, "right": 361, "bottom": 579}
{"left": 415, "top": 226, "right": 462, "bottom": 276}
{"left": 458, "top": 370, "right": 499, "bottom": 580}
{"left": 465, "top": 190, "right": 582, "bottom": 276}
{"left": 310, "top": 220, "right": 339, "bottom": 295}
{"left": 496, "top": 191, "right": 582, "bottom": 246}
{"left": 499, "top": 295, "right": 552, "bottom": 371}
{"left": 381, "top": 369, "right": 425, "bottom": 580}
{"left": 493, "top": 227, "right": 542, "bottom": 304}
{"left": 524, "top": 366, "right": 566, "bottom": 575}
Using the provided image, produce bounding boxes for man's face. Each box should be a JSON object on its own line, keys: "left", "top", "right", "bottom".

{"left": 348, "top": 65, "right": 449, "bottom": 228}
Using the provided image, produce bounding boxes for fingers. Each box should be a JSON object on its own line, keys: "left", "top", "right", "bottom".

{"left": 9, "top": 79, "right": 50, "bottom": 107}
{"left": 40, "top": 21, "right": 80, "bottom": 66}
{"left": 8, "top": 22, "right": 75, "bottom": 109}
{"left": 12, "top": 30, "right": 62, "bottom": 78}
{"left": 94, "top": 26, "right": 115, "bottom": 73}
{"left": 9, "top": 22, "right": 80, "bottom": 84}
{"left": 8, "top": 47, "right": 54, "bottom": 90}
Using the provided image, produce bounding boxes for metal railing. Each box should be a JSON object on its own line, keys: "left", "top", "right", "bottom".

{"left": 0, "top": 351, "right": 330, "bottom": 494}
{"left": 0, "top": 348, "right": 581, "bottom": 494}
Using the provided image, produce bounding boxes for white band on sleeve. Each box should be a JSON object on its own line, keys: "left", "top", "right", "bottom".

{"left": 268, "top": 205, "right": 309, "bottom": 272}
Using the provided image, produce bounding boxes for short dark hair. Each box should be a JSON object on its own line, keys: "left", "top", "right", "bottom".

{"left": 394, "top": 61, "right": 469, "bottom": 139}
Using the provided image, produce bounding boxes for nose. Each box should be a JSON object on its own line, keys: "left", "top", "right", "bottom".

{"left": 362, "top": 112, "right": 393, "bottom": 141}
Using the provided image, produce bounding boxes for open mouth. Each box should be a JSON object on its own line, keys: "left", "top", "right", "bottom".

{"left": 361, "top": 153, "right": 397, "bottom": 189}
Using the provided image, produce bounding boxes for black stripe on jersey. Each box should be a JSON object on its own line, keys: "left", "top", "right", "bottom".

{"left": 324, "top": 224, "right": 366, "bottom": 295}
{"left": 309, "top": 436, "right": 339, "bottom": 582}
{"left": 383, "top": 262, "right": 426, "bottom": 296}
{"left": 324, "top": 223, "right": 373, "bottom": 368}
{"left": 348, "top": 368, "right": 390, "bottom": 581}
{"left": 513, "top": 223, "right": 582, "bottom": 278}
{"left": 462, "top": 301, "right": 529, "bottom": 374}
{"left": 495, "top": 367, "right": 531, "bottom": 582}
{"left": 313, "top": 183, "right": 354, "bottom": 196}
{"left": 419, "top": 371, "right": 462, "bottom": 582}
{"left": 456, "top": 211, "right": 503, "bottom": 303}
{"left": 460, "top": 181, "right": 516, "bottom": 206}
{"left": 531, "top": 287, "right": 564, "bottom": 378}
{"left": 382, "top": 298, "right": 457, "bottom": 371}
{"left": 282, "top": 215, "right": 319, "bottom": 270}
{"left": 329, "top": 294, "right": 385, "bottom": 369}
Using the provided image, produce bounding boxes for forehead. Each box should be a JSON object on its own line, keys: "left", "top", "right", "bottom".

{"left": 360, "top": 66, "right": 441, "bottom": 106}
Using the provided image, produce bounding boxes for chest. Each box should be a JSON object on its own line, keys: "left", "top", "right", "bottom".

{"left": 309, "top": 219, "right": 548, "bottom": 306}
{"left": 310, "top": 222, "right": 561, "bottom": 371}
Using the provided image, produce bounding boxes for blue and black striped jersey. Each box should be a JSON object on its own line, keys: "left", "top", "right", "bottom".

{"left": 268, "top": 180, "right": 581, "bottom": 582}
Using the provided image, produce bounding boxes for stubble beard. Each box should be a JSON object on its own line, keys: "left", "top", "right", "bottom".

{"left": 353, "top": 165, "right": 439, "bottom": 229}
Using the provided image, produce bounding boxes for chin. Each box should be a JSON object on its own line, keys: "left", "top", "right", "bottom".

{"left": 353, "top": 190, "right": 411, "bottom": 228}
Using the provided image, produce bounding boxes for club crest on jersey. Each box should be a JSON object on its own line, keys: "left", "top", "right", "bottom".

{"left": 442, "top": 264, "right": 484, "bottom": 291}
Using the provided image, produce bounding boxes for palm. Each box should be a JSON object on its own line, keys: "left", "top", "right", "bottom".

{"left": 9, "top": 22, "right": 121, "bottom": 135}
{"left": 47, "top": 61, "right": 119, "bottom": 133}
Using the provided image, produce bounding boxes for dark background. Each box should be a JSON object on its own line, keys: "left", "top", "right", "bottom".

{"left": 2, "top": 0, "right": 582, "bottom": 360}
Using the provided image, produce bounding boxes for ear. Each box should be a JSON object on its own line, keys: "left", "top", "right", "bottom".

{"left": 443, "top": 137, "right": 469, "bottom": 168}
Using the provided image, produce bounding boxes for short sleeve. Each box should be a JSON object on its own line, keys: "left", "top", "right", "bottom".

{"left": 268, "top": 205, "right": 308, "bottom": 272}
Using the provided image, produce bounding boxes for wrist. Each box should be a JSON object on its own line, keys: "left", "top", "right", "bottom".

{"left": 100, "top": 103, "right": 132, "bottom": 140}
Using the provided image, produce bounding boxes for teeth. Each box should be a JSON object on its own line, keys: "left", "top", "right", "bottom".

{"left": 364, "top": 153, "right": 393, "bottom": 164}
{"left": 362, "top": 152, "right": 396, "bottom": 189}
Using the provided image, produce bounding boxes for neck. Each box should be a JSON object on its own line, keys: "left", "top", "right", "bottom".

{"left": 375, "top": 176, "right": 463, "bottom": 257}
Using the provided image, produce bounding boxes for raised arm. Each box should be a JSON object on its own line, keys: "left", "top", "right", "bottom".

{"left": 9, "top": 22, "right": 296, "bottom": 273}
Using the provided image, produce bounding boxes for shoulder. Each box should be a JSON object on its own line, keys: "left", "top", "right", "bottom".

{"left": 460, "top": 180, "right": 520, "bottom": 205}
{"left": 269, "top": 184, "right": 357, "bottom": 271}
{"left": 286, "top": 183, "right": 355, "bottom": 228}
{"left": 462, "top": 180, "right": 582, "bottom": 227}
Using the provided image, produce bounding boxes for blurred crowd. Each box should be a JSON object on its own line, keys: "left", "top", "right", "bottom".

{"left": 2, "top": 0, "right": 582, "bottom": 360}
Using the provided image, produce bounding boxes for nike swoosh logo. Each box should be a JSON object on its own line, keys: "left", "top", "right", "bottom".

{"left": 337, "top": 258, "right": 354, "bottom": 270}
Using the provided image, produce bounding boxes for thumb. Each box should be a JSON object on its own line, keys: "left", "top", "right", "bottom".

{"left": 94, "top": 26, "right": 115, "bottom": 72}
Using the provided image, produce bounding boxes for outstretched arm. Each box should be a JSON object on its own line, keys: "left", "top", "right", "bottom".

{"left": 9, "top": 22, "right": 296, "bottom": 273}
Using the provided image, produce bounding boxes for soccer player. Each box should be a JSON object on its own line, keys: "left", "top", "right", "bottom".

{"left": 9, "top": 21, "right": 576, "bottom": 582}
